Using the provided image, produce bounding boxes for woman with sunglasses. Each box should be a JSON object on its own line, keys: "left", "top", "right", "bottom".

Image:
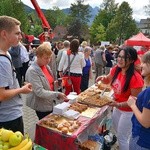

{"left": 96, "top": 46, "right": 144, "bottom": 150}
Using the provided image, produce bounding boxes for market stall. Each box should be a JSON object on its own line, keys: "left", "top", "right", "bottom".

{"left": 34, "top": 83, "right": 112, "bottom": 150}
{"left": 124, "top": 32, "right": 150, "bottom": 46}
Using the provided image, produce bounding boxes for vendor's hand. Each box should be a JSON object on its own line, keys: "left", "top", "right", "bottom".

{"left": 95, "top": 76, "right": 106, "bottom": 83}
{"left": 109, "top": 101, "right": 119, "bottom": 107}
{"left": 127, "top": 96, "right": 137, "bottom": 108}
{"left": 21, "top": 83, "right": 32, "bottom": 94}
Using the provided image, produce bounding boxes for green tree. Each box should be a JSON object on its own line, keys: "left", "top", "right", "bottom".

{"left": 89, "top": 0, "right": 118, "bottom": 43}
{"left": 106, "top": 1, "right": 139, "bottom": 44}
{"left": 99, "top": 0, "right": 118, "bottom": 28}
{"left": 68, "top": 19, "right": 82, "bottom": 39}
{"left": 69, "top": 0, "right": 91, "bottom": 24}
{"left": 89, "top": 23, "right": 106, "bottom": 44}
{"left": 27, "top": 7, "right": 67, "bottom": 38}
{"left": 67, "top": 0, "right": 91, "bottom": 40}
{"left": 0, "top": 0, "right": 29, "bottom": 33}
{"left": 27, "top": 12, "right": 43, "bottom": 37}
{"left": 45, "top": 7, "right": 68, "bottom": 29}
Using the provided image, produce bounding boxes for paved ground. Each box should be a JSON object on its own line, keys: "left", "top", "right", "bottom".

{"left": 22, "top": 72, "right": 119, "bottom": 149}
{"left": 22, "top": 94, "right": 38, "bottom": 140}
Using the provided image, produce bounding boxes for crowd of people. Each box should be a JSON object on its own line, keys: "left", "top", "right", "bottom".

{"left": 0, "top": 15, "right": 150, "bottom": 150}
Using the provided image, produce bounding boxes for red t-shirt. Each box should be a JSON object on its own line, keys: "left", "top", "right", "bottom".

{"left": 134, "top": 57, "right": 141, "bottom": 66}
{"left": 137, "top": 50, "right": 145, "bottom": 55}
{"left": 110, "top": 66, "right": 144, "bottom": 111}
{"left": 40, "top": 66, "right": 54, "bottom": 91}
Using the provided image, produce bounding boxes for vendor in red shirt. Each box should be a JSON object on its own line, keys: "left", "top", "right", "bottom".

{"left": 96, "top": 46, "right": 144, "bottom": 150}
{"left": 137, "top": 46, "right": 148, "bottom": 59}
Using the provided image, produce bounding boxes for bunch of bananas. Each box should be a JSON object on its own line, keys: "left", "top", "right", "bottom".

{"left": 8, "top": 138, "right": 32, "bottom": 150}
{"left": 0, "top": 128, "right": 32, "bottom": 150}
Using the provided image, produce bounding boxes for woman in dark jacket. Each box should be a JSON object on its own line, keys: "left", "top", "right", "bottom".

{"left": 105, "top": 45, "right": 114, "bottom": 75}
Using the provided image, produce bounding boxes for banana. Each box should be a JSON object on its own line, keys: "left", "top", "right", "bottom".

{"left": 20, "top": 139, "right": 32, "bottom": 150}
{"left": 8, "top": 138, "right": 29, "bottom": 150}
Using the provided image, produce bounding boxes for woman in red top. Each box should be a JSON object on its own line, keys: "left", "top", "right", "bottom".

{"left": 26, "top": 43, "right": 67, "bottom": 120}
{"left": 96, "top": 46, "right": 144, "bottom": 150}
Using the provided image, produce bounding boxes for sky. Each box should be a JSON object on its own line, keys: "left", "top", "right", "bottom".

{"left": 21, "top": 0, "right": 149, "bottom": 21}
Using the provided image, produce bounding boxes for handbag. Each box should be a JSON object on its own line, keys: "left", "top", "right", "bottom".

{"left": 62, "top": 53, "right": 76, "bottom": 87}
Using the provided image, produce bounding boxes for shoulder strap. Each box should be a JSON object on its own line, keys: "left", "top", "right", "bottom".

{"left": 0, "top": 54, "right": 12, "bottom": 63}
{"left": 63, "top": 54, "right": 76, "bottom": 75}
{"left": 0, "top": 54, "right": 15, "bottom": 72}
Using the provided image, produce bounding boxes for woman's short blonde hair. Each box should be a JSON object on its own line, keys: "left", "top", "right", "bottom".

{"left": 81, "top": 41, "right": 88, "bottom": 47}
{"left": 36, "top": 42, "right": 52, "bottom": 57}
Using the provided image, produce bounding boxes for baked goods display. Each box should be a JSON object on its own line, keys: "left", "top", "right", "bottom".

{"left": 77, "top": 83, "right": 112, "bottom": 107}
{"left": 40, "top": 114, "right": 81, "bottom": 135}
{"left": 69, "top": 102, "right": 88, "bottom": 113}
{"left": 81, "top": 107, "right": 99, "bottom": 118}
{"left": 78, "top": 95, "right": 112, "bottom": 107}
{"left": 95, "top": 82, "right": 111, "bottom": 91}
{"left": 77, "top": 87, "right": 101, "bottom": 102}
{"left": 79, "top": 140, "right": 100, "bottom": 150}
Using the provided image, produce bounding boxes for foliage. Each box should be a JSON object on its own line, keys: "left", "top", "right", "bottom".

{"left": 106, "top": 1, "right": 139, "bottom": 44}
{"left": 99, "top": 0, "right": 118, "bottom": 28}
{"left": 90, "top": 0, "right": 117, "bottom": 44}
{"left": 89, "top": 23, "right": 106, "bottom": 44}
{"left": 26, "top": 12, "right": 42, "bottom": 37}
{"left": 28, "top": 24, "right": 43, "bottom": 37}
{"left": 69, "top": 0, "right": 91, "bottom": 24}
{"left": 67, "top": 18, "right": 82, "bottom": 39}
{"left": 0, "top": 0, "right": 29, "bottom": 33}
{"left": 67, "top": 0, "right": 91, "bottom": 40}
{"left": 45, "top": 7, "right": 68, "bottom": 29}
{"left": 26, "top": 6, "right": 68, "bottom": 39}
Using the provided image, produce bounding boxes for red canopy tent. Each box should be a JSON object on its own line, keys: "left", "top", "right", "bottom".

{"left": 125, "top": 32, "right": 150, "bottom": 46}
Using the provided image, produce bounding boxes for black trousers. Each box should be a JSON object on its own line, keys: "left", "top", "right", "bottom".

{"left": 36, "top": 111, "right": 52, "bottom": 120}
{"left": 0, "top": 116, "right": 24, "bottom": 134}
{"left": 21, "top": 61, "right": 29, "bottom": 82}
{"left": 80, "top": 74, "right": 89, "bottom": 92}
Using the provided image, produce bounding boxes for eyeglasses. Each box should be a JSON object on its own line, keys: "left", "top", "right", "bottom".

{"left": 117, "top": 55, "right": 126, "bottom": 60}
{"left": 117, "top": 55, "right": 130, "bottom": 60}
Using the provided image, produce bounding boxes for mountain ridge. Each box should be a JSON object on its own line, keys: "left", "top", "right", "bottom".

{"left": 23, "top": 4, "right": 99, "bottom": 25}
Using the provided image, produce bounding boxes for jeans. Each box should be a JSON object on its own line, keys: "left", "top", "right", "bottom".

{"left": 112, "top": 108, "right": 133, "bottom": 150}
{"left": 129, "top": 136, "right": 150, "bottom": 150}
